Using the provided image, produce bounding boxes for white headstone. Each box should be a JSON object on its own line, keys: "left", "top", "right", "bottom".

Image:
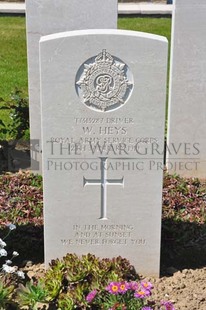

{"left": 25, "top": 0, "right": 118, "bottom": 172}
{"left": 167, "top": 0, "right": 206, "bottom": 178}
{"left": 40, "top": 29, "right": 168, "bottom": 277}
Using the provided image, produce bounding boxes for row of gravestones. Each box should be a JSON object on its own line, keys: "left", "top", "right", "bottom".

{"left": 25, "top": 0, "right": 205, "bottom": 276}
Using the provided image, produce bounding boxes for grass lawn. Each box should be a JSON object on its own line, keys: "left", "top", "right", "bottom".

{"left": 0, "top": 16, "right": 27, "bottom": 130}
{"left": 118, "top": 16, "right": 171, "bottom": 40}
{"left": 0, "top": 16, "right": 171, "bottom": 128}
{"left": 0, "top": 16, "right": 27, "bottom": 99}
{"left": 118, "top": 17, "right": 172, "bottom": 99}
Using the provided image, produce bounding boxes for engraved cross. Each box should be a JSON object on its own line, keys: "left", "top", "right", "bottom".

{"left": 83, "top": 157, "right": 124, "bottom": 220}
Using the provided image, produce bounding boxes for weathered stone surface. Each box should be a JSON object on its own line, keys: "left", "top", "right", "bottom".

{"left": 167, "top": 0, "right": 206, "bottom": 178}
{"left": 40, "top": 29, "right": 168, "bottom": 276}
{"left": 26, "top": 0, "right": 117, "bottom": 172}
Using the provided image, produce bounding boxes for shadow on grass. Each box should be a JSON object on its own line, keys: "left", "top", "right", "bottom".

{"left": 161, "top": 219, "right": 206, "bottom": 274}
{"left": 0, "top": 224, "right": 44, "bottom": 265}
{"left": 0, "top": 140, "right": 30, "bottom": 173}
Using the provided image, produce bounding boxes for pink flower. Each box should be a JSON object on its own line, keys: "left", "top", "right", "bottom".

{"left": 118, "top": 282, "right": 129, "bottom": 294}
{"left": 106, "top": 282, "right": 120, "bottom": 295}
{"left": 142, "top": 307, "right": 153, "bottom": 310}
{"left": 134, "top": 288, "right": 151, "bottom": 299}
{"left": 161, "top": 301, "right": 175, "bottom": 310}
{"left": 128, "top": 281, "right": 139, "bottom": 291}
{"left": 141, "top": 281, "right": 153, "bottom": 291}
{"left": 86, "top": 290, "right": 97, "bottom": 303}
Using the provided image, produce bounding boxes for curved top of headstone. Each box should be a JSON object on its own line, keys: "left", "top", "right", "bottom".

{"left": 40, "top": 29, "right": 168, "bottom": 44}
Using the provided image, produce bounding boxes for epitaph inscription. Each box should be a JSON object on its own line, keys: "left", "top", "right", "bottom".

{"left": 61, "top": 224, "right": 146, "bottom": 246}
{"left": 76, "top": 50, "right": 133, "bottom": 112}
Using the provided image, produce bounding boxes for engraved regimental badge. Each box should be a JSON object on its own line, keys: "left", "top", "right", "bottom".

{"left": 76, "top": 49, "right": 133, "bottom": 112}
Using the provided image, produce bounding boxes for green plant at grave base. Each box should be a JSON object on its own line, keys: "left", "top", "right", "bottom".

{"left": 0, "top": 89, "right": 29, "bottom": 141}
{"left": 0, "top": 281, "right": 14, "bottom": 309}
{"left": 15, "top": 254, "right": 138, "bottom": 309}
{"left": 38, "top": 254, "right": 175, "bottom": 310}
{"left": 42, "top": 254, "right": 138, "bottom": 306}
{"left": 57, "top": 295, "right": 74, "bottom": 309}
{"left": 17, "top": 280, "right": 48, "bottom": 309}
{"left": 0, "top": 248, "right": 175, "bottom": 309}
